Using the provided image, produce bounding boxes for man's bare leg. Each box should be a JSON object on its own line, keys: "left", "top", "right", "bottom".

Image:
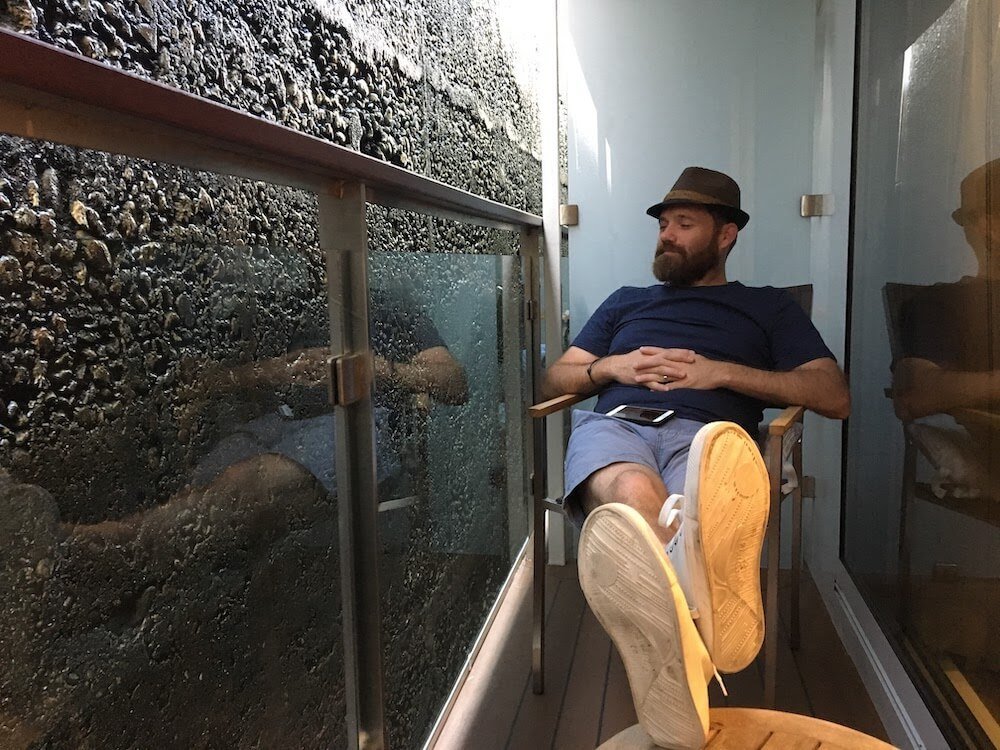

{"left": 578, "top": 462, "right": 676, "bottom": 546}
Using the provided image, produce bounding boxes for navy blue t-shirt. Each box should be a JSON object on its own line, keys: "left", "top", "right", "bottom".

{"left": 571, "top": 282, "right": 834, "bottom": 433}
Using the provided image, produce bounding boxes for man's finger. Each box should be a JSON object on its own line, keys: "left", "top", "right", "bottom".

{"left": 635, "top": 369, "right": 685, "bottom": 383}
{"left": 636, "top": 347, "right": 694, "bottom": 363}
{"left": 660, "top": 348, "right": 696, "bottom": 362}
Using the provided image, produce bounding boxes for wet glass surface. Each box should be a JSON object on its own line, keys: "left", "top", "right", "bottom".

{"left": 0, "top": 136, "right": 343, "bottom": 748}
{"left": 367, "top": 207, "right": 529, "bottom": 749}
{"left": 845, "top": 1, "right": 1000, "bottom": 745}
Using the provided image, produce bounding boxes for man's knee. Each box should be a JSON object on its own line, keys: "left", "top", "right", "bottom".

{"left": 583, "top": 463, "right": 664, "bottom": 510}
{"left": 607, "top": 466, "right": 664, "bottom": 501}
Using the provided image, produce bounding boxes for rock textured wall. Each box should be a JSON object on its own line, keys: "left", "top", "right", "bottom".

{"left": 0, "top": 1, "right": 540, "bottom": 748}
{"left": 0, "top": 140, "right": 328, "bottom": 517}
{"left": 0, "top": 0, "right": 541, "bottom": 211}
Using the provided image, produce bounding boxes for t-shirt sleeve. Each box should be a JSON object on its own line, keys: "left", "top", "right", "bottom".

{"left": 570, "top": 288, "right": 624, "bottom": 357}
{"left": 410, "top": 312, "right": 445, "bottom": 353}
{"left": 769, "top": 290, "right": 836, "bottom": 371}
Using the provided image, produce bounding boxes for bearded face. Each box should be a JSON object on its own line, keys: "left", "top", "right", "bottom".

{"left": 652, "top": 232, "right": 723, "bottom": 286}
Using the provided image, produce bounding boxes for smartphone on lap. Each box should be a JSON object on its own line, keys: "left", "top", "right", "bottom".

{"left": 606, "top": 404, "right": 675, "bottom": 426}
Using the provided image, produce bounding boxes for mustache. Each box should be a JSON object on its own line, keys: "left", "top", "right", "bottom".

{"left": 656, "top": 240, "right": 683, "bottom": 256}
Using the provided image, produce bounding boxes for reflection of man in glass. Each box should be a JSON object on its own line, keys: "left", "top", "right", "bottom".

{"left": 893, "top": 159, "right": 1000, "bottom": 425}
{"left": 890, "top": 160, "right": 1000, "bottom": 502}
{"left": 887, "top": 159, "right": 1000, "bottom": 702}
{"left": 0, "top": 278, "right": 467, "bottom": 745}
{"left": 190, "top": 278, "right": 468, "bottom": 495}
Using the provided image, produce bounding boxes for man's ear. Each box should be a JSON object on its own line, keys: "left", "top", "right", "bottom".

{"left": 719, "top": 223, "right": 738, "bottom": 253}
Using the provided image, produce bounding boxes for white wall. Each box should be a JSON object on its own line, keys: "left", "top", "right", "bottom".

{"left": 563, "top": 0, "right": 817, "bottom": 327}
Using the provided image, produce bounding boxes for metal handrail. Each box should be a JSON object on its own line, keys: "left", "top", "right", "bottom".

{"left": 0, "top": 28, "right": 542, "bottom": 231}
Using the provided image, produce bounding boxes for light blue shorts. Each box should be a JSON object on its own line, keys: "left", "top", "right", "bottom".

{"left": 563, "top": 410, "right": 706, "bottom": 527}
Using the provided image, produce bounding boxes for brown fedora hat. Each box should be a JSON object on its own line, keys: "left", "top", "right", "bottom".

{"left": 645, "top": 166, "right": 750, "bottom": 229}
{"left": 952, "top": 158, "right": 1000, "bottom": 226}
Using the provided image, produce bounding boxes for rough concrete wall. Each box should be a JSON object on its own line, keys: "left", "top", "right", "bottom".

{"left": 0, "top": 0, "right": 541, "bottom": 487}
{"left": 1, "top": 457, "right": 343, "bottom": 749}
{"left": 0, "top": 1, "right": 540, "bottom": 748}
{"left": 0, "top": 139, "right": 328, "bottom": 517}
{"left": 0, "top": 0, "right": 541, "bottom": 211}
{"left": 0, "top": 138, "right": 345, "bottom": 749}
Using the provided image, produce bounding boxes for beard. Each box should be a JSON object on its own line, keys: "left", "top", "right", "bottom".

{"left": 652, "top": 236, "right": 721, "bottom": 286}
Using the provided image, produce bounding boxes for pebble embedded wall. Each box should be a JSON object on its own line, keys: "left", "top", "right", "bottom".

{"left": 0, "top": 1, "right": 540, "bottom": 747}
{"left": 0, "top": 139, "right": 328, "bottom": 514}
{"left": 0, "top": 0, "right": 541, "bottom": 488}
{"left": 0, "top": 0, "right": 541, "bottom": 211}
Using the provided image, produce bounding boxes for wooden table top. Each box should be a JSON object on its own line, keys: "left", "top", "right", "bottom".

{"left": 598, "top": 708, "right": 898, "bottom": 750}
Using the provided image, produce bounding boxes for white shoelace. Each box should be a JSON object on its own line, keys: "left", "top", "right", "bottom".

{"left": 661, "top": 494, "right": 696, "bottom": 616}
{"left": 713, "top": 667, "right": 728, "bottom": 696}
{"left": 658, "top": 493, "right": 684, "bottom": 532}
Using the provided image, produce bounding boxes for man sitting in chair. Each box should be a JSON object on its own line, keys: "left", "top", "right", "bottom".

{"left": 891, "top": 158, "right": 1000, "bottom": 497}
{"left": 542, "top": 167, "right": 850, "bottom": 749}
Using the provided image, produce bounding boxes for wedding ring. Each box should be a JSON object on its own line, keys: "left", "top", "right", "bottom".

{"left": 660, "top": 375, "right": 669, "bottom": 383}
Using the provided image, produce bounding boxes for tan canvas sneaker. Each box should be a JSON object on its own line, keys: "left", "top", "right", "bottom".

{"left": 579, "top": 503, "right": 714, "bottom": 750}
{"left": 662, "top": 421, "right": 770, "bottom": 673}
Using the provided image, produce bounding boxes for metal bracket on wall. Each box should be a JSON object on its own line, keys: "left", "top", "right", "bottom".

{"left": 559, "top": 204, "right": 579, "bottom": 226}
{"left": 327, "top": 352, "right": 372, "bottom": 407}
{"left": 800, "top": 194, "right": 834, "bottom": 217}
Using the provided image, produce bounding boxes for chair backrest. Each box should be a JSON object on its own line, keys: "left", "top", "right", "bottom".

{"left": 783, "top": 284, "right": 813, "bottom": 317}
{"left": 882, "top": 282, "right": 925, "bottom": 365}
{"left": 755, "top": 285, "right": 813, "bottom": 420}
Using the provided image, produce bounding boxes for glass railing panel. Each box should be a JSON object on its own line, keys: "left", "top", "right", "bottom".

{"left": 845, "top": 1, "right": 1000, "bottom": 745}
{"left": 0, "top": 135, "right": 344, "bottom": 748}
{"left": 367, "top": 205, "right": 528, "bottom": 749}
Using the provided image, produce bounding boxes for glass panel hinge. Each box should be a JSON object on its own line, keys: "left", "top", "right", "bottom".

{"left": 327, "top": 352, "right": 371, "bottom": 407}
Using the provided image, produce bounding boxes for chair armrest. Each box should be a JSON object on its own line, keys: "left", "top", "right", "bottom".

{"left": 767, "top": 405, "right": 805, "bottom": 437}
{"left": 529, "top": 393, "right": 588, "bottom": 419}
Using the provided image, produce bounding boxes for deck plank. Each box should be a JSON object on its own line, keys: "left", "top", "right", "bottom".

{"left": 505, "top": 574, "right": 588, "bottom": 749}
{"left": 434, "top": 561, "right": 890, "bottom": 749}
{"left": 597, "top": 647, "right": 638, "bottom": 743}
{"left": 551, "top": 606, "right": 613, "bottom": 749}
{"left": 715, "top": 654, "right": 766, "bottom": 709}
{"left": 433, "top": 567, "right": 534, "bottom": 749}
{"left": 786, "top": 571, "right": 886, "bottom": 739}
{"left": 773, "top": 616, "right": 813, "bottom": 717}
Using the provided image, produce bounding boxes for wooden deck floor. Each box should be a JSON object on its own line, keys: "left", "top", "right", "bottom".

{"left": 434, "top": 559, "right": 889, "bottom": 749}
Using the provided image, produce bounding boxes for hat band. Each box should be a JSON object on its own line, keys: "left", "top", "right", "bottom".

{"left": 663, "top": 189, "right": 733, "bottom": 208}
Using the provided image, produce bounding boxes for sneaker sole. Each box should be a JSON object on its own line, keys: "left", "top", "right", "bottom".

{"left": 684, "top": 421, "right": 769, "bottom": 673}
{"left": 579, "top": 504, "right": 710, "bottom": 750}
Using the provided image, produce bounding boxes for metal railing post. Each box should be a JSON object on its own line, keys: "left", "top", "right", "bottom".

{"left": 522, "top": 228, "right": 547, "bottom": 695}
{"left": 321, "top": 182, "right": 385, "bottom": 750}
